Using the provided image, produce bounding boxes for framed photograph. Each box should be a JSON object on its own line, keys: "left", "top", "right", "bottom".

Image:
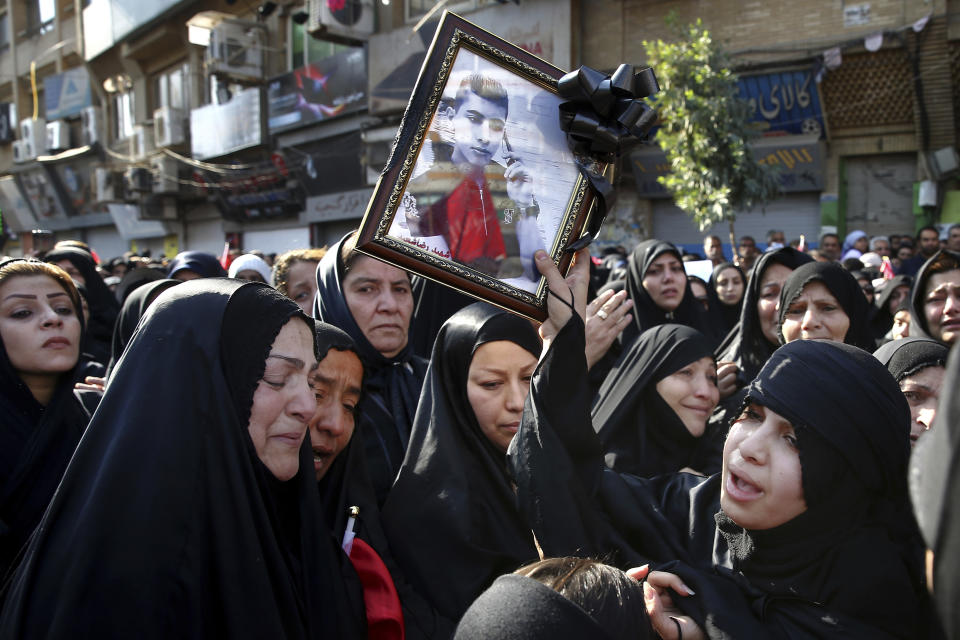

{"left": 355, "top": 11, "right": 604, "bottom": 321}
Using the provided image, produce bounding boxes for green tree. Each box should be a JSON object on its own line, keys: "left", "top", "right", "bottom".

{"left": 643, "top": 18, "right": 779, "bottom": 258}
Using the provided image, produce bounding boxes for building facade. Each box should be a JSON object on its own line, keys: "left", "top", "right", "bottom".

{"left": 0, "top": 0, "right": 957, "bottom": 259}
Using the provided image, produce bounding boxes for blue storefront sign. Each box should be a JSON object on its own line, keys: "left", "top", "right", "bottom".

{"left": 736, "top": 70, "right": 825, "bottom": 138}
{"left": 44, "top": 68, "right": 93, "bottom": 121}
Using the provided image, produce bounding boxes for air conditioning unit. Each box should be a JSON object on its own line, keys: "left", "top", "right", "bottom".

{"left": 12, "top": 140, "right": 26, "bottom": 163}
{"left": 95, "top": 167, "right": 125, "bottom": 201}
{"left": 154, "top": 107, "right": 186, "bottom": 148}
{"left": 150, "top": 155, "right": 180, "bottom": 194}
{"left": 81, "top": 107, "right": 104, "bottom": 146}
{"left": 46, "top": 120, "right": 71, "bottom": 152}
{"left": 206, "top": 20, "right": 265, "bottom": 81}
{"left": 20, "top": 118, "right": 47, "bottom": 159}
{"left": 308, "top": 0, "right": 375, "bottom": 42}
{"left": 129, "top": 124, "right": 155, "bottom": 159}
{"left": 124, "top": 167, "right": 153, "bottom": 193}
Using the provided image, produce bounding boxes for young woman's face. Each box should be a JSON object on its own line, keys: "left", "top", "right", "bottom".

{"left": 886, "top": 284, "right": 910, "bottom": 316}
{"left": 343, "top": 255, "right": 413, "bottom": 358}
{"left": 247, "top": 319, "right": 318, "bottom": 481}
{"left": 53, "top": 259, "right": 85, "bottom": 286}
{"left": 923, "top": 269, "right": 960, "bottom": 346}
{"left": 0, "top": 275, "right": 81, "bottom": 378}
{"left": 715, "top": 267, "right": 744, "bottom": 305}
{"left": 780, "top": 281, "right": 850, "bottom": 343}
{"left": 721, "top": 402, "right": 807, "bottom": 530}
{"left": 466, "top": 340, "right": 537, "bottom": 454}
{"left": 892, "top": 310, "right": 911, "bottom": 339}
{"left": 654, "top": 356, "right": 719, "bottom": 437}
{"left": 309, "top": 348, "right": 363, "bottom": 482}
{"left": 757, "top": 263, "right": 793, "bottom": 345}
{"left": 688, "top": 280, "right": 709, "bottom": 311}
{"left": 641, "top": 253, "right": 685, "bottom": 312}
{"left": 285, "top": 260, "right": 319, "bottom": 315}
{"left": 900, "top": 365, "right": 945, "bottom": 445}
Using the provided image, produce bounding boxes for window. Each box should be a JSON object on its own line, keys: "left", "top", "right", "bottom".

{"left": 24, "top": 0, "right": 56, "bottom": 36}
{"left": 152, "top": 62, "right": 191, "bottom": 112}
{"left": 290, "top": 12, "right": 350, "bottom": 69}
{"left": 113, "top": 92, "right": 134, "bottom": 141}
{"left": 0, "top": 12, "right": 9, "bottom": 50}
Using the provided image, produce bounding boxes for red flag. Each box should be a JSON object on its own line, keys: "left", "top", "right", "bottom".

{"left": 348, "top": 537, "right": 405, "bottom": 640}
{"left": 881, "top": 256, "right": 895, "bottom": 280}
{"left": 219, "top": 241, "right": 231, "bottom": 270}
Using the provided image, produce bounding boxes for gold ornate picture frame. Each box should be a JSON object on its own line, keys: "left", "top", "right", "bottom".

{"left": 355, "top": 11, "right": 603, "bottom": 321}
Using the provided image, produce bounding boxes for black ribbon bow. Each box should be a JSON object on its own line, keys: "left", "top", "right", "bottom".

{"left": 557, "top": 64, "right": 659, "bottom": 252}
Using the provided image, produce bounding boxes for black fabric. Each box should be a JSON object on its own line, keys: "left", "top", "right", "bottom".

{"left": 382, "top": 303, "right": 541, "bottom": 623}
{"left": 621, "top": 240, "right": 707, "bottom": 348}
{"left": 910, "top": 344, "right": 960, "bottom": 638}
{"left": 106, "top": 278, "right": 179, "bottom": 378}
{"left": 0, "top": 279, "right": 363, "bottom": 639}
{"left": 708, "top": 262, "right": 745, "bottom": 337}
{"left": 166, "top": 250, "right": 227, "bottom": 279}
{"left": 874, "top": 337, "right": 948, "bottom": 382}
{"left": 44, "top": 247, "right": 119, "bottom": 364}
{"left": 715, "top": 247, "right": 813, "bottom": 386}
{"left": 0, "top": 260, "right": 93, "bottom": 580}
{"left": 871, "top": 275, "right": 912, "bottom": 341}
{"left": 511, "top": 317, "right": 927, "bottom": 639}
{"left": 409, "top": 275, "right": 475, "bottom": 359}
{"left": 454, "top": 574, "right": 618, "bottom": 640}
{"left": 310, "top": 321, "right": 454, "bottom": 640}
{"left": 776, "top": 261, "right": 875, "bottom": 350}
{"left": 314, "top": 234, "right": 428, "bottom": 506}
{"left": 591, "top": 324, "right": 715, "bottom": 476}
{"left": 909, "top": 249, "right": 960, "bottom": 344}
{"left": 114, "top": 266, "right": 165, "bottom": 305}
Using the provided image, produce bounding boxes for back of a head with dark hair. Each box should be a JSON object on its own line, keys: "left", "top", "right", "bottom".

{"left": 842, "top": 257, "right": 865, "bottom": 271}
{"left": 454, "top": 73, "right": 509, "bottom": 120}
{"left": 515, "top": 557, "right": 647, "bottom": 639}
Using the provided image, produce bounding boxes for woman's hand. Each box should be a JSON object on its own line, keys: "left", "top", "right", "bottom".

{"left": 627, "top": 566, "right": 705, "bottom": 640}
{"left": 75, "top": 376, "right": 106, "bottom": 393}
{"left": 535, "top": 249, "right": 589, "bottom": 352}
{"left": 584, "top": 289, "right": 632, "bottom": 370}
{"left": 716, "top": 361, "right": 739, "bottom": 399}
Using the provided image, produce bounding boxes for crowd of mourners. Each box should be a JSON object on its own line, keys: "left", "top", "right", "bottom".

{"left": 0, "top": 222, "right": 958, "bottom": 639}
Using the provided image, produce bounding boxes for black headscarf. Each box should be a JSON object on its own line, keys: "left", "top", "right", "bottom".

{"left": 871, "top": 274, "right": 912, "bottom": 341}
{"left": 708, "top": 262, "right": 745, "bottom": 336}
{"left": 114, "top": 266, "right": 166, "bottom": 305}
{"left": 44, "top": 246, "right": 119, "bottom": 364}
{"left": 314, "top": 233, "right": 428, "bottom": 506}
{"left": 715, "top": 247, "right": 813, "bottom": 386}
{"left": 166, "top": 250, "right": 228, "bottom": 279}
{"left": 910, "top": 344, "right": 960, "bottom": 638}
{"left": 776, "top": 261, "right": 875, "bottom": 350}
{"left": 0, "top": 279, "right": 362, "bottom": 639}
{"left": 591, "top": 324, "right": 715, "bottom": 476}
{"left": 382, "top": 303, "right": 542, "bottom": 623}
{"left": 622, "top": 240, "right": 706, "bottom": 347}
{"left": 105, "top": 278, "right": 180, "bottom": 378}
{"left": 873, "top": 337, "right": 948, "bottom": 382}
{"left": 909, "top": 249, "right": 960, "bottom": 345}
{"left": 0, "top": 259, "right": 93, "bottom": 580}
{"left": 454, "top": 574, "right": 639, "bottom": 640}
{"left": 313, "top": 321, "right": 456, "bottom": 639}
{"left": 512, "top": 318, "right": 927, "bottom": 637}
{"left": 408, "top": 275, "right": 475, "bottom": 359}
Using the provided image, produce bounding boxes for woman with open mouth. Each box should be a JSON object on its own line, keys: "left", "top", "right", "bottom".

{"left": 0, "top": 259, "right": 94, "bottom": 579}
{"left": 0, "top": 279, "right": 362, "bottom": 639}
{"left": 383, "top": 302, "right": 542, "bottom": 627}
{"left": 511, "top": 250, "right": 928, "bottom": 639}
